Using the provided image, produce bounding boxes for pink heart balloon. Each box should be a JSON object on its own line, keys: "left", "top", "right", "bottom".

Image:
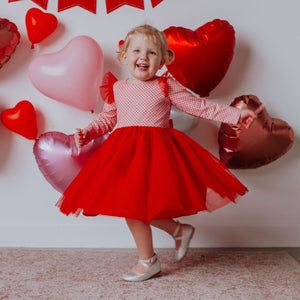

{"left": 33, "top": 131, "right": 108, "bottom": 193}
{"left": 28, "top": 36, "right": 103, "bottom": 111}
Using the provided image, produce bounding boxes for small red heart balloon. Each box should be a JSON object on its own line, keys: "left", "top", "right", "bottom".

{"left": 0, "top": 18, "right": 20, "bottom": 69}
{"left": 164, "top": 19, "right": 235, "bottom": 97}
{"left": 25, "top": 8, "right": 58, "bottom": 49}
{"left": 1, "top": 100, "right": 38, "bottom": 140}
{"left": 218, "top": 95, "right": 294, "bottom": 169}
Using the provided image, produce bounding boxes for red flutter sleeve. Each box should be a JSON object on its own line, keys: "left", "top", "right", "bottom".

{"left": 99, "top": 72, "right": 118, "bottom": 104}
{"left": 158, "top": 72, "right": 169, "bottom": 97}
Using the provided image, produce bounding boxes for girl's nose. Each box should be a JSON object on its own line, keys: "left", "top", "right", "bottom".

{"left": 140, "top": 50, "right": 148, "bottom": 60}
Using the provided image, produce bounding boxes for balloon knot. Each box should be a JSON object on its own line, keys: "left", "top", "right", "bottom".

{"left": 90, "top": 110, "right": 94, "bottom": 114}
{"left": 31, "top": 43, "right": 34, "bottom": 49}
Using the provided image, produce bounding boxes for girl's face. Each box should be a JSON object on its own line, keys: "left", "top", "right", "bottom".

{"left": 122, "top": 33, "right": 165, "bottom": 82}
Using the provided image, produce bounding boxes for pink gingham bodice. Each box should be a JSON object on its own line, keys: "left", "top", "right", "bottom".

{"left": 85, "top": 75, "right": 241, "bottom": 138}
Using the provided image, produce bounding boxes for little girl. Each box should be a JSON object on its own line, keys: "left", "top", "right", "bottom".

{"left": 56, "top": 24, "right": 255, "bottom": 282}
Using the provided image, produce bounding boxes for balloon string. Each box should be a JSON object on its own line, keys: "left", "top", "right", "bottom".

{"left": 31, "top": 43, "right": 34, "bottom": 49}
{"left": 254, "top": 103, "right": 266, "bottom": 115}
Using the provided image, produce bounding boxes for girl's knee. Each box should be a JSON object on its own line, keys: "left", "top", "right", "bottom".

{"left": 126, "top": 218, "right": 147, "bottom": 227}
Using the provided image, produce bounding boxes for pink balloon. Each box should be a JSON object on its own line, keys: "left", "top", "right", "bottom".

{"left": 28, "top": 36, "right": 104, "bottom": 111}
{"left": 33, "top": 131, "right": 108, "bottom": 193}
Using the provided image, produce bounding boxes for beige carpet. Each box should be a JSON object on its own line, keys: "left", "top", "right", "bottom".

{"left": 0, "top": 248, "right": 299, "bottom": 300}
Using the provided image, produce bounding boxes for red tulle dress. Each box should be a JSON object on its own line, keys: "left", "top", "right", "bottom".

{"left": 56, "top": 74, "right": 248, "bottom": 223}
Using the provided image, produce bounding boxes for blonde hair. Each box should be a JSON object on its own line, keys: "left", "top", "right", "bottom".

{"left": 117, "top": 24, "right": 174, "bottom": 65}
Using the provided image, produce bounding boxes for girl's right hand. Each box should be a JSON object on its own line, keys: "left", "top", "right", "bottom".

{"left": 74, "top": 128, "right": 90, "bottom": 148}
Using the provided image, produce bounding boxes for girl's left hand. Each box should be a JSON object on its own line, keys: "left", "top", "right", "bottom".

{"left": 240, "top": 109, "right": 257, "bottom": 129}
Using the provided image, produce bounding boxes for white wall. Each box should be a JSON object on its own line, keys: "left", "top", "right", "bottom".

{"left": 0, "top": 0, "right": 299, "bottom": 248}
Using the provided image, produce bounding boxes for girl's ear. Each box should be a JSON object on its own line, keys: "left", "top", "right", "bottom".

{"left": 165, "top": 49, "right": 175, "bottom": 65}
{"left": 120, "top": 51, "right": 128, "bottom": 65}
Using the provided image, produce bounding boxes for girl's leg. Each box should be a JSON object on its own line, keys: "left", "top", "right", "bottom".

{"left": 151, "top": 219, "right": 195, "bottom": 261}
{"left": 126, "top": 218, "right": 155, "bottom": 274}
{"left": 150, "top": 219, "right": 182, "bottom": 249}
{"left": 150, "top": 219, "right": 178, "bottom": 235}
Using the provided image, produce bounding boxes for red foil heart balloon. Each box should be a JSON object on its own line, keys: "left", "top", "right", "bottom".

{"left": 218, "top": 95, "right": 294, "bottom": 169}
{"left": 33, "top": 132, "right": 108, "bottom": 193}
{"left": 1, "top": 100, "right": 38, "bottom": 140}
{"left": 0, "top": 18, "right": 20, "bottom": 69}
{"left": 164, "top": 19, "right": 235, "bottom": 97}
{"left": 25, "top": 8, "right": 58, "bottom": 48}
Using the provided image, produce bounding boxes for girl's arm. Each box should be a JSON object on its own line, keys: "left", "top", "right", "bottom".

{"left": 75, "top": 102, "right": 117, "bottom": 148}
{"left": 84, "top": 102, "right": 117, "bottom": 138}
{"left": 168, "top": 77, "right": 241, "bottom": 125}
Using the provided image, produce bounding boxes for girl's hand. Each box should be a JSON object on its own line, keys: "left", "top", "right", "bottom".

{"left": 239, "top": 109, "right": 257, "bottom": 129}
{"left": 74, "top": 128, "right": 90, "bottom": 148}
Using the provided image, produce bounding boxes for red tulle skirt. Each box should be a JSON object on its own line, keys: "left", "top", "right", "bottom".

{"left": 56, "top": 126, "right": 248, "bottom": 223}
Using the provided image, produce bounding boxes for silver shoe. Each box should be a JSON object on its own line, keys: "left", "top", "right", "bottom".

{"left": 173, "top": 222, "right": 195, "bottom": 262}
{"left": 122, "top": 253, "right": 161, "bottom": 282}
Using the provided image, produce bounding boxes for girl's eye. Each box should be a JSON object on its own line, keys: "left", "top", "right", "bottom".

{"left": 149, "top": 51, "right": 156, "bottom": 55}
{"left": 133, "top": 49, "right": 140, "bottom": 53}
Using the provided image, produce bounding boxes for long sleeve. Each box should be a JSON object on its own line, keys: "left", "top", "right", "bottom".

{"left": 84, "top": 102, "right": 117, "bottom": 139}
{"left": 168, "top": 77, "right": 241, "bottom": 125}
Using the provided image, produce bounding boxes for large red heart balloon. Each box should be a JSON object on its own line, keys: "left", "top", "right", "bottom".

{"left": 0, "top": 18, "right": 20, "bottom": 69}
{"left": 164, "top": 19, "right": 235, "bottom": 97}
{"left": 25, "top": 8, "right": 58, "bottom": 48}
{"left": 218, "top": 95, "right": 294, "bottom": 169}
{"left": 33, "top": 132, "right": 108, "bottom": 193}
{"left": 1, "top": 100, "right": 38, "bottom": 140}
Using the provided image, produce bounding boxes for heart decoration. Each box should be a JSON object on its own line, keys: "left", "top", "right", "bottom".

{"left": 33, "top": 131, "right": 108, "bottom": 193}
{"left": 25, "top": 8, "right": 58, "bottom": 49}
{"left": 28, "top": 36, "right": 103, "bottom": 111}
{"left": 1, "top": 100, "right": 38, "bottom": 140}
{"left": 164, "top": 19, "right": 235, "bottom": 97}
{"left": 218, "top": 95, "right": 294, "bottom": 169}
{"left": 0, "top": 18, "right": 20, "bottom": 69}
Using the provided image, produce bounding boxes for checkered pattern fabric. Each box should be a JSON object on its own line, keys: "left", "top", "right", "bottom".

{"left": 85, "top": 76, "right": 240, "bottom": 139}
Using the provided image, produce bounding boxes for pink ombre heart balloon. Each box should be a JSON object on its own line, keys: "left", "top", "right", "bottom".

{"left": 28, "top": 36, "right": 103, "bottom": 111}
{"left": 33, "top": 131, "right": 108, "bottom": 193}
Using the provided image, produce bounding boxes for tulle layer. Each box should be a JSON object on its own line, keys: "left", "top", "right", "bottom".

{"left": 57, "top": 126, "right": 248, "bottom": 223}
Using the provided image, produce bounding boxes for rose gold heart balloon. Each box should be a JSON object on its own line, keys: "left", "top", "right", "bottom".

{"left": 0, "top": 18, "right": 20, "bottom": 69}
{"left": 218, "top": 95, "right": 294, "bottom": 169}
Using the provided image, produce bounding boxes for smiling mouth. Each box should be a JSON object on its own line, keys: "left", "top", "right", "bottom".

{"left": 136, "top": 63, "right": 149, "bottom": 71}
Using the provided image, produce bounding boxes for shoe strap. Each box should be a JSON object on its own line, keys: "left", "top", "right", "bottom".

{"left": 139, "top": 254, "right": 157, "bottom": 268}
{"left": 172, "top": 222, "right": 181, "bottom": 240}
